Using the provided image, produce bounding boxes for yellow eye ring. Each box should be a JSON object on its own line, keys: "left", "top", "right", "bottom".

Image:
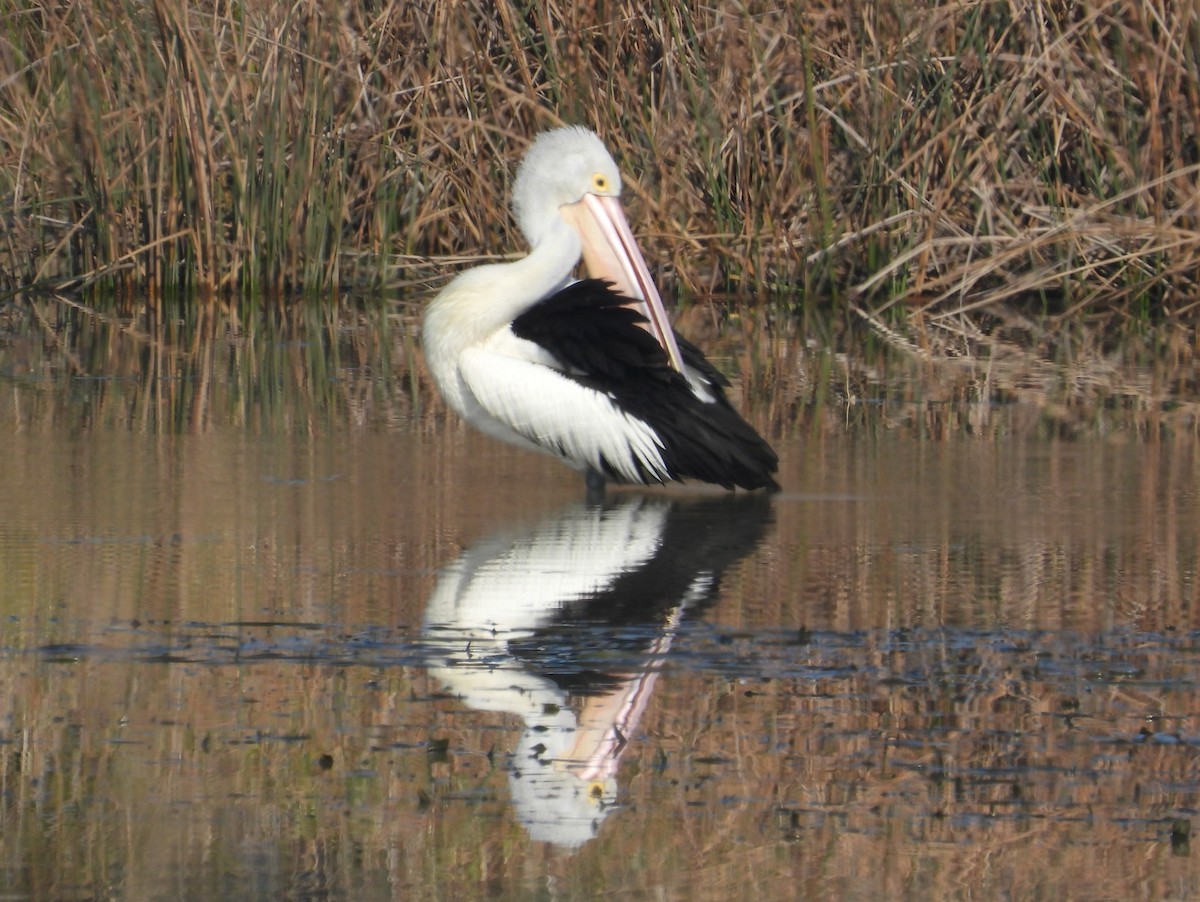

{"left": 592, "top": 173, "right": 610, "bottom": 192}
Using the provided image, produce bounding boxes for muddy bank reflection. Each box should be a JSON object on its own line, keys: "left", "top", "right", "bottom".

{"left": 422, "top": 495, "right": 771, "bottom": 847}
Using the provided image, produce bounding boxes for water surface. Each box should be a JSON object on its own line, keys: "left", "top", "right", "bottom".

{"left": 0, "top": 302, "right": 1198, "bottom": 899}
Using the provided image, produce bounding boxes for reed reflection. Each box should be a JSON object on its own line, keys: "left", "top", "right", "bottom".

{"left": 422, "top": 493, "right": 771, "bottom": 848}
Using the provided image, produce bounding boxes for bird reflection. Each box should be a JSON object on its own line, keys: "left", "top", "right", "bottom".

{"left": 421, "top": 493, "right": 771, "bottom": 848}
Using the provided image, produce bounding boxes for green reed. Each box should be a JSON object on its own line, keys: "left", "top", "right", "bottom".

{"left": 0, "top": 0, "right": 1196, "bottom": 335}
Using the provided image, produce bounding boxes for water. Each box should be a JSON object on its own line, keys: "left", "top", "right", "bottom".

{"left": 1, "top": 302, "right": 1198, "bottom": 899}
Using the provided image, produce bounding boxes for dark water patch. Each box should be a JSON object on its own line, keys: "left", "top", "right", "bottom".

{"left": 40, "top": 532, "right": 184, "bottom": 546}
{"left": 259, "top": 474, "right": 346, "bottom": 485}
{"left": 18, "top": 620, "right": 1200, "bottom": 722}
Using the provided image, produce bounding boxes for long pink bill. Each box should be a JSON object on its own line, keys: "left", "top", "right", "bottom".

{"left": 564, "top": 193, "right": 686, "bottom": 374}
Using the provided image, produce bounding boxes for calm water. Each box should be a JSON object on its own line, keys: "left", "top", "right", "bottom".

{"left": 1, "top": 303, "right": 1199, "bottom": 899}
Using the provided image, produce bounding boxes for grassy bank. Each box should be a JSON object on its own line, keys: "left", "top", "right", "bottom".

{"left": 1, "top": 0, "right": 1196, "bottom": 330}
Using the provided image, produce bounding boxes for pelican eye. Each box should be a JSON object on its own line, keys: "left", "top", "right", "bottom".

{"left": 591, "top": 173, "right": 611, "bottom": 192}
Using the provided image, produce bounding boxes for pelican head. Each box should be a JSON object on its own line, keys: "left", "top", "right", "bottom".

{"left": 512, "top": 127, "right": 622, "bottom": 246}
{"left": 510, "top": 126, "right": 684, "bottom": 371}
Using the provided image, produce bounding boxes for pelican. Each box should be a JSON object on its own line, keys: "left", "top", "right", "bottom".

{"left": 423, "top": 126, "right": 778, "bottom": 492}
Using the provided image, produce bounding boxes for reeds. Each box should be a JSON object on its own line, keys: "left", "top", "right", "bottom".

{"left": 1, "top": 0, "right": 1196, "bottom": 328}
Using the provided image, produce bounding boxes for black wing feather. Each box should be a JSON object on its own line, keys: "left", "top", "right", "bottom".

{"left": 511, "top": 279, "right": 779, "bottom": 490}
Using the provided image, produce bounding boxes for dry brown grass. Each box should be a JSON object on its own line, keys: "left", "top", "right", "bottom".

{"left": 0, "top": 0, "right": 1196, "bottom": 334}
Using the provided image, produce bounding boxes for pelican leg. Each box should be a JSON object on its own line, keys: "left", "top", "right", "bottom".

{"left": 585, "top": 467, "right": 607, "bottom": 501}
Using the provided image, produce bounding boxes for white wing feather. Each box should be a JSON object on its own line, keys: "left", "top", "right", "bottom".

{"left": 458, "top": 341, "right": 669, "bottom": 483}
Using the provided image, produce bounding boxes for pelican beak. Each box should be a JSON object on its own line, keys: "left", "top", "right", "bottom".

{"left": 566, "top": 662, "right": 663, "bottom": 783}
{"left": 561, "top": 193, "right": 686, "bottom": 373}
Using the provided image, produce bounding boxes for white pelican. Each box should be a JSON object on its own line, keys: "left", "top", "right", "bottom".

{"left": 423, "top": 126, "right": 778, "bottom": 492}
